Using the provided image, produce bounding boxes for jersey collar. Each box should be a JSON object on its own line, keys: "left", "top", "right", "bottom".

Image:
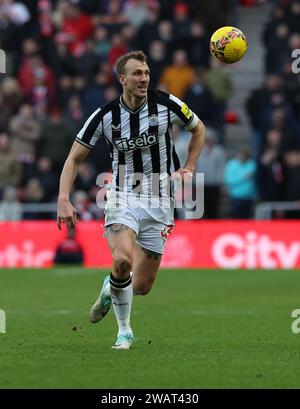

{"left": 120, "top": 95, "right": 147, "bottom": 114}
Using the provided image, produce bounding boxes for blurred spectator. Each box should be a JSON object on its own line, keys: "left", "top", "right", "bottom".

{"left": 52, "top": 0, "right": 69, "bottom": 29}
{"left": 188, "top": 21, "right": 210, "bottom": 67}
{"left": 57, "top": 75, "right": 77, "bottom": 107}
{"left": 264, "top": 23, "right": 290, "bottom": 73}
{"left": 121, "top": 24, "right": 138, "bottom": 50}
{"left": 136, "top": 6, "right": 160, "bottom": 53}
{"left": 204, "top": 57, "right": 233, "bottom": 144}
{"left": 72, "top": 190, "right": 94, "bottom": 220}
{"left": 38, "top": 108, "right": 73, "bottom": 171}
{"left": 286, "top": 0, "right": 300, "bottom": 34}
{"left": 246, "top": 74, "right": 284, "bottom": 160}
{"left": 20, "top": 38, "right": 40, "bottom": 59}
{"left": 92, "top": 25, "right": 110, "bottom": 60}
{"left": 97, "top": 0, "right": 128, "bottom": 36}
{"left": 0, "top": 0, "right": 30, "bottom": 26}
{"left": 247, "top": 74, "right": 284, "bottom": 132}
{"left": 159, "top": 49, "right": 195, "bottom": 99}
{"left": 0, "top": 78, "right": 23, "bottom": 132}
{"left": 283, "top": 149, "right": 300, "bottom": 202}
{"left": 171, "top": 2, "right": 192, "bottom": 49}
{"left": 30, "top": 68, "right": 54, "bottom": 118}
{"left": 0, "top": 185, "right": 22, "bottom": 221}
{"left": 0, "top": 132, "right": 21, "bottom": 192}
{"left": 103, "top": 86, "right": 119, "bottom": 103}
{"left": 196, "top": 128, "right": 226, "bottom": 219}
{"left": 23, "top": 178, "right": 45, "bottom": 202}
{"left": 108, "top": 33, "right": 129, "bottom": 67}
{"left": 224, "top": 148, "right": 257, "bottom": 219}
{"left": 124, "top": 0, "right": 158, "bottom": 30}
{"left": 156, "top": 20, "right": 174, "bottom": 60}
{"left": 51, "top": 43, "right": 74, "bottom": 77}
{"left": 9, "top": 104, "right": 41, "bottom": 163}
{"left": 74, "top": 162, "right": 95, "bottom": 195}
{"left": 147, "top": 40, "right": 167, "bottom": 88}
{"left": 257, "top": 128, "right": 284, "bottom": 202}
{"left": 34, "top": 156, "right": 59, "bottom": 202}
{"left": 83, "top": 71, "right": 110, "bottom": 115}
{"left": 283, "top": 61, "right": 300, "bottom": 119}
{"left": 191, "top": 0, "right": 234, "bottom": 32}
{"left": 184, "top": 68, "right": 216, "bottom": 126}
{"left": 38, "top": 0, "right": 55, "bottom": 43}
{"left": 66, "top": 39, "right": 99, "bottom": 80}
{"left": 262, "top": 4, "right": 286, "bottom": 48}
{"left": 172, "top": 125, "right": 189, "bottom": 166}
{"left": 258, "top": 93, "right": 299, "bottom": 148}
{"left": 54, "top": 226, "right": 84, "bottom": 265}
{"left": 18, "top": 54, "right": 56, "bottom": 105}
{"left": 64, "top": 95, "right": 85, "bottom": 132}
{"left": 58, "top": 2, "right": 94, "bottom": 55}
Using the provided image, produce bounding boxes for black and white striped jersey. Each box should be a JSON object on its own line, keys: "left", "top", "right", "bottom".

{"left": 76, "top": 90, "right": 198, "bottom": 195}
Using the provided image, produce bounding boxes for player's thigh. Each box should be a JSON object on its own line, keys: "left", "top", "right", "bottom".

{"left": 132, "top": 244, "right": 162, "bottom": 295}
{"left": 132, "top": 221, "right": 173, "bottom": 294}
{"left": 105, "top": 224, "right": 137, "bottom": 260}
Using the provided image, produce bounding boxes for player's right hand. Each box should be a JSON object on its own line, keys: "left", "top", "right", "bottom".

{"left": 57, "top": 199, "right": 78, "bottom": 230}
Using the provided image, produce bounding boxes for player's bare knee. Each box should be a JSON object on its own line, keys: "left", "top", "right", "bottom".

{"left": 134, "top": 286, "right": 152, "bottom": 296}
{"left": 133, "top": 279, "right": 154, "bottom": 296}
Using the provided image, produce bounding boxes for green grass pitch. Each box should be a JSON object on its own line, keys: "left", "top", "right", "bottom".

{"left": 1, "top": 267, "right": 300, "bottom": 389}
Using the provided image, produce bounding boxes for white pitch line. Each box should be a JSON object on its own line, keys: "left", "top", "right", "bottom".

{"left": 6, "top": 310, "right": 80, "bottom": 315}
{"left": 192, "top": 310, "right": 256, "bottom": 316}
{"left": 51, "top": 268, "right": 100, "bottom": 277}
{"left": 6, "top": 309, "right": 139, "bottom": 316}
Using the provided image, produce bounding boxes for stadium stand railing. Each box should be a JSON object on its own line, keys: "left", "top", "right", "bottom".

{"left": 255, "top": 201, "right": 300, "bottom": 220}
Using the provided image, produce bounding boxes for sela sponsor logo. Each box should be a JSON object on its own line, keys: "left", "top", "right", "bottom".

{"left": 0, "top": 240, "right": 54, "bottom": 267}
{"left": 114, "top": 132, "right": 158, "bottom": 151}
{"left": 212, "top": 231, "right": 300, "bottom": 269}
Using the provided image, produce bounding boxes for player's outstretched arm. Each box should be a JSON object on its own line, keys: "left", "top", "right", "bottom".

{"left": 174, "top": 119, "right": 206, "bottom": 181}
{"left": 57, "top": 141, "right": 90, "bottom": 230}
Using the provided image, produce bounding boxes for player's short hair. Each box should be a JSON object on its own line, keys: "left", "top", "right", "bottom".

{"left": 116, "top": 50, "right": 148, "bottom": 76}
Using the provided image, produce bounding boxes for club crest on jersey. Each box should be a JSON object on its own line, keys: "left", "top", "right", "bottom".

{"left": 114, "top": 133, "right": 158, "bottom": 151}
{"left": 148, "top": 114, "right": 159, "bottom": 126}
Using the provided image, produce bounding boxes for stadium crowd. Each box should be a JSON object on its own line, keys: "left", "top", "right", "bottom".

{"left": 0, "top": 0, "right": 299, "bottom": 221}
{"left": 246, "top": 0, "right": 300, "bottom": 214}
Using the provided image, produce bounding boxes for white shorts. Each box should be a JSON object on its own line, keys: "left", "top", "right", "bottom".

{"left": 104, "top": 191, "right": 175, "bottom": 254}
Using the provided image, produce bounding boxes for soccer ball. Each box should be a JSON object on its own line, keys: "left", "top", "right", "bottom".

{"left": 210, "top": 26, "right": 247, "bottom": 64}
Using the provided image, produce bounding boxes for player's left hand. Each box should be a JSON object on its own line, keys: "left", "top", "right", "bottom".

{"left": 57, "top": 199, "right": 78, "bottom": 230}
{"left": 172, "top": 167, "right": 193, "bottom": 183}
